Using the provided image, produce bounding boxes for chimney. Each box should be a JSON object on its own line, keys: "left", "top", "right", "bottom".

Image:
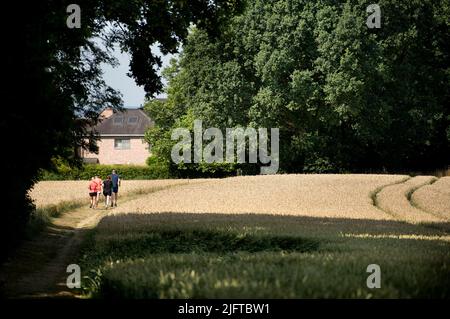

{"left": 100, "top": 108, "right": 114, "bottom": 120}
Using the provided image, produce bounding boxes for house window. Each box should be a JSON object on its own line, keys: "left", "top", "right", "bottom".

{"left": 128, "top": 116, "right": 138, "bottom": 124}
{"left": 113, "top": 117, "right": 124, "bottom": 125}
{"left": 114, "top": 138, "right": 130, "bottom": 150}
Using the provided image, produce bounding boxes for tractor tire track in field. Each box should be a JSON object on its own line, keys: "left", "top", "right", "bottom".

{"left": 0, "top": 182, "right": 193, "bottom": 299}
{"left": 410, "top": 177, "right": 450, "bottom": 221}
{"left": 374, "top": 176, "right": 449, "bottom": 225}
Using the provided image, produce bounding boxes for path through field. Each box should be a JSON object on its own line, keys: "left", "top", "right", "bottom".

{"left": 1, "top": 174, "right": 449, "bottom": 298}
{"left": 0, "top": 180, "right": 201, "bottom": 298}
{"left": 0, "top": 207, "right": 105, "bottom": 298}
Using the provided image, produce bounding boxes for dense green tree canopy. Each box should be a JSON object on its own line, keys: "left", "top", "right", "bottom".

{"left": 146, "top": 0, "right": 449, "bottom": 174}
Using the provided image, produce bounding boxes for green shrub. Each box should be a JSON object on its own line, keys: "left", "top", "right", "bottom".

{"left": 40, "top": 156, "right": 243, "bottom": 181}
{"left": 146, "top": 156, "right": 171, "bottom": 179}
{"left": 40, "top": 162, "right": 171, "bottom": 181}
{"left": 174, "top": 162, "right": 238, "bottom": 178}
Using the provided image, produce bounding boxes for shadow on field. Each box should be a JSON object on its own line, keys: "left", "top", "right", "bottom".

{"left": 0, "top": 223, "right": 85, "bottom": 298}
{"left": 82, "top": 212, "right": 450, "bottom": 299}
{"left": 96, "top": 212, "right": 450, "bottom": 243}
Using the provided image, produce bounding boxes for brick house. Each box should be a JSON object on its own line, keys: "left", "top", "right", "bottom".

{"left": 81, "top": 108, "right": 154, "bottom": 165}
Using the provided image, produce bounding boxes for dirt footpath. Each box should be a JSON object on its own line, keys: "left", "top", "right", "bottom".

{"left": 0, "top": 206, "right": 105, "bottom": 298}
{"left": 0, "top": 181, "right": 195, "bottom": 299}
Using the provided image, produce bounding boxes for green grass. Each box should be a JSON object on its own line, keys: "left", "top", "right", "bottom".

{"left": 25, "top": 200, "right": 85, "bottom": 239}
{"left": 78, "top": 213, "right": 450, "bottom": 298}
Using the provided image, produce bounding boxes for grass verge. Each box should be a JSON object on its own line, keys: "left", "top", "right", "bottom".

{"left": 25, "top": 200, "right": 85, "bottom": 239}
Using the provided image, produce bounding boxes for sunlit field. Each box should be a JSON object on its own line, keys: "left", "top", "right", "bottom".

{"left": 30, "top": 179, "right": 202, "bottom": 208}
{"left": 72, "top": 174, "right": 450, "bottom": 298}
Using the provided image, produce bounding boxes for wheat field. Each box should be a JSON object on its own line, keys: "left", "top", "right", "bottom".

{"left": 77, "top": 174, "right": 450, "bottom": 298}
{"left": 109, "top": 174, "right": 408, "bottom": 220}
{"left": 411, "top": 177, "right": 450, "bottom": 220}
{"left": 27, "top": 174, "right": 450, "bottom": 298}
{"left": 31, "top": 174, "right": 450, "bottom": 224}
{"left": 375, "top": 176, "right": 443, "bottom": 223}
{"left": 29, "top": 179, "right": 204, "bottom": 207}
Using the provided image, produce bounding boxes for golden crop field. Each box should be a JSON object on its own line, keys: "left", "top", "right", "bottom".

{"left": 79, "top": 174, "right": 450, "bottom": 299}
{"left": 29, "top": 179, "right": 205, "bottom": 208}
{"left": 30, "top": 175, "right": 450, "bottom": 225}
{"left": 375, "top": 176, "right": 444, "bottom": 223}
{"left": 108, "top": 174, "right": 417, "bottom": 220}
{"left": 19, "top": 174, "right": 450, "bottom": 298}
{"left": 411, "top": 176, "right": 450, "bottom": 220}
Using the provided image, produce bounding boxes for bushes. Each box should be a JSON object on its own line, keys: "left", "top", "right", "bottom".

{"left": 145, "top": 156, "right": 171, "bottom": 179}
{"left": 173, "top": 162, "right": 238, "bottom": 178}
{"left": 40, "top": 162, "right": 171, "bottom": 181}
{"left": 25, "top": 200, "right": 85, "bottom": 239}
{"left": 40, "top": 157, "right": 243, "bottom": 181}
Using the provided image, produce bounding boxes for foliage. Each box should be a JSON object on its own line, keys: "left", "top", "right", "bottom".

{"left": 145, "top": 0, "right": 450, "bottom": 175}
{"left": 40, "top": 163, "right": 170, "bottom": 180}
{"left": 25, "top": 201, "right": 85, "bottom": 239}
{"left": 144, "top": 101, "right": 240, "bottom": 177}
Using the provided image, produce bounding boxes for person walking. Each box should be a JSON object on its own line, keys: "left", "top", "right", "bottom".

{"left": 94, "top": 175, "right": 103, "bottom": 207}
{"left": 111, "top": 170, "right": 121, "bottom": 207}
{"left": 103, "top": 176, "right": 113, "bottom": 209}
{"left": 88, "top": 177, "right": 98, "bottom": 209}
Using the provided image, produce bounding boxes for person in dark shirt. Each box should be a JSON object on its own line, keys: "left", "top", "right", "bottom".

{"left": 111, "top": 170, "right": 121, "bottom": 207}
{"left": 103, "top": 175, "right": 113, "bottom": 209}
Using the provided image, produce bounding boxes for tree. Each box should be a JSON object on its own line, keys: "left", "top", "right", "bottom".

{"left": 149, "top": 0, "right": 449, "bottom": 174}
{"left": 1, "top": 0, "right": 242, "bottom": 260}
